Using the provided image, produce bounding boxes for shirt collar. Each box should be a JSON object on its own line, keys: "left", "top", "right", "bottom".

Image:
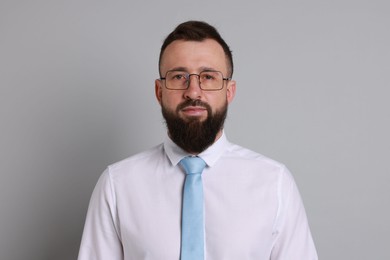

{"left": 163, "top": 131, "right": 229, "bottom": 168}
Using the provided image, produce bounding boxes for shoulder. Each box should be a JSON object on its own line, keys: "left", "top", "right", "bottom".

{"left": 222, "top": 141, "right": 299, "bottom": 188}
{"left": 225, "top": 142, "right": 287, "bottom": 172}
{"left": 107, "top": 143, "right": 165, "bottom": 176}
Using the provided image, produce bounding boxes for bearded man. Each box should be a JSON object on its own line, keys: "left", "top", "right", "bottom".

{"left": 78, "top": 20, "right": 318, "bottom": 260}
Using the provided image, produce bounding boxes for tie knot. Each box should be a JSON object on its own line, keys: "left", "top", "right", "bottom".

{"left": 180, "top": 156, "right": 206, "bottom": 175}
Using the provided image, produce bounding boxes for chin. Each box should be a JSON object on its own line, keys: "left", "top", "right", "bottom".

{"left": 182, "top": 115, "right": 208, "bottom": 123}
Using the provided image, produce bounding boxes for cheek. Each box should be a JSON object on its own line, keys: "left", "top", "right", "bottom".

{"left": 161, "top": 93, "right": 181, "bottom": 109}
{"left": 208, "top": 93, "right": 228, "bottom": 108}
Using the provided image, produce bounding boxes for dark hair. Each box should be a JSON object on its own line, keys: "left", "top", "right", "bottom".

{"left": 159, "top": 21, "right": 233, "bottom": 77}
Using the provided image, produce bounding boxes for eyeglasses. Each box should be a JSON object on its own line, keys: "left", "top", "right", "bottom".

{"left": 160, "top": 70, "right": 231, "bottom": 91}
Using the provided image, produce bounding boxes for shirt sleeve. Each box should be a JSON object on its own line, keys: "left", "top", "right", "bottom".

{"left": 78, "top": 169, "right": 123, "bottom": 260}
{"left": 270, "top": 166, "right": 318, "bottom": 260}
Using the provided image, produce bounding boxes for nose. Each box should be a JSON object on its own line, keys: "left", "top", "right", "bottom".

{"left": 184, "top": 74, "right": 202, "bottom": 99}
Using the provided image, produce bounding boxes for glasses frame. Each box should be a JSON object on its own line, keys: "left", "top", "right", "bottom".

{"left": 160, "top": 70, "right": 232, "bottom": 91}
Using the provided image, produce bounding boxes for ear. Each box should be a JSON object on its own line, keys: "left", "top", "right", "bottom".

{"left": 226, "top": 80, "right": 236, "bottom": 104}
{"left": 155, "top": 79, "right": 163, "bottom": 105}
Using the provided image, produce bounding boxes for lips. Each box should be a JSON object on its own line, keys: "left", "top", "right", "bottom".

{"left": 177, "top": 100, "right": 211, "bottom": 118}
{"left": 181, "top": 106, "right": 207, "bottom": 116}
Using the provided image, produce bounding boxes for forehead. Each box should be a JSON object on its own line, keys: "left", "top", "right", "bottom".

{"left": 160, "top": 39, "right": 228, "bottom": 74}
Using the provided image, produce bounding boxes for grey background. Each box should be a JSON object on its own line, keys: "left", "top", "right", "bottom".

{"left": 1, "top": 0, "right": 389, "bottom": 259}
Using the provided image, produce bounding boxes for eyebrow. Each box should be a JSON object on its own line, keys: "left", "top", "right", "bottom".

{"left": 168, "top": 66, "right": 219, "bottom": 72}
{"left": 169, "top": 66, "right": 187, "bottom": 72}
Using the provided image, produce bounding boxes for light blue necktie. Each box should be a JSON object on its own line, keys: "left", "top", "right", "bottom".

{"left": 179, "top": 156, "right": 206, "bottom": 260}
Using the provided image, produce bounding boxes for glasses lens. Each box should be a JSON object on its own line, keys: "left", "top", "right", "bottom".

{"left": 199, "top": 71, "right": 223, "bottom": 90}
{"left": 166, "top": 71, "right": 188, "bottom": 90}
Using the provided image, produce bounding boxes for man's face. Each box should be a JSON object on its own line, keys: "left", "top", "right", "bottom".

{"left": 155, "top": 39, "right": 236, "bottom": 153}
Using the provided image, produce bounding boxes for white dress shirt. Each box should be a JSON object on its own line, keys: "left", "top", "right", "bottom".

{"left": 78, "top": 132, "right": 318, "bottom": 260}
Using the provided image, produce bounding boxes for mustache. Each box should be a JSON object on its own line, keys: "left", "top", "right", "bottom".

{"left": 176, "top": 99, "right": 211, "bottom": 112}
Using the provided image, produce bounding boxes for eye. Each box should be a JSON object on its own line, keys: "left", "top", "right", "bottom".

{"left": 169, "top": 72, "right": 187, "bottom": 81}
{"left": 201, "top": 72, "right": 217, "bottom": 81}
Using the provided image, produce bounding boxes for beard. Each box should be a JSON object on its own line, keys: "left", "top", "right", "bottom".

{"left": 162, "top": 99, "right": 228, "bottom": 154}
